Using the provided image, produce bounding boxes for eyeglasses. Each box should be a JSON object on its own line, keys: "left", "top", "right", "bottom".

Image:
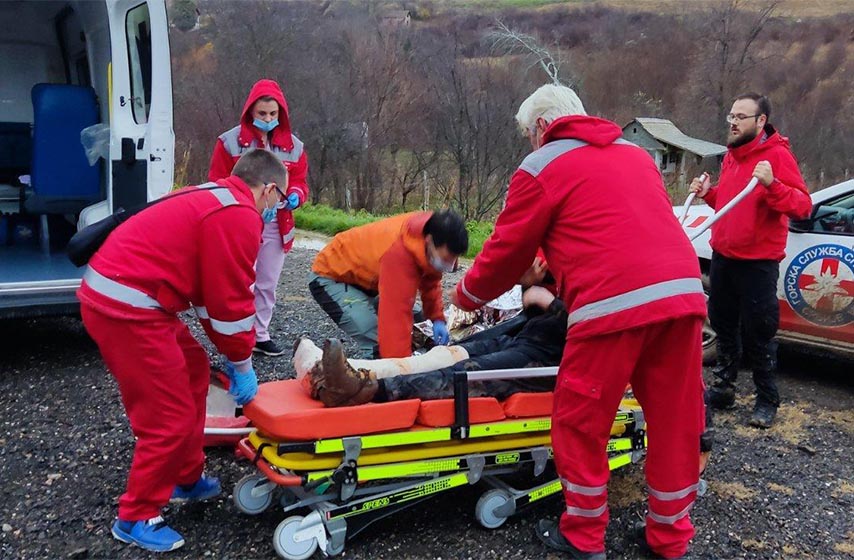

{"left": 269, "top": 184, "right": 287, "bottom": 209}
{"left": 726, "top": 113, "right": 761, "bottom": 125}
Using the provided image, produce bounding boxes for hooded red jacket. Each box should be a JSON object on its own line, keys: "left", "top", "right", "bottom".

{"left": 455, "top": 115, "right": 706, "bottom": 339}
{"left": 208, "top": 79, "right": 309, "bottom": 252}
{"left": 77, "top": 176, "right": 262, "bottom": 363}
{"left": 703, "top": 125, "right": 811, "bottom": 261}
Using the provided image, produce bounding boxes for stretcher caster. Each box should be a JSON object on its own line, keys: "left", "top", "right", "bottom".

{"left": 475, "top": 489, "right": 512, "bottom": 529}
{"left": 274, "top": 516, "right": 318, "bottom": 560}
{"left": 233, "top": 474, "right": 274, "bottom": 515}
{"left": 325, "top": 540, "right": 345, "bottom": 557}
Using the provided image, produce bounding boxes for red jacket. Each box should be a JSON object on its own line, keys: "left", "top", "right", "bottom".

{"left": 703, "top": 125, "right": 811, "bottom": 261}
{"left": 455, "top": 115, "right": 706, "bottom": 339}
{"left": 208, "top": 79, "right": 309, "bottom": 252}
{"left": 313, "top": 212, "right": 445, "bottom": 358}
{"left": 77, "top": 176, "right": 262, "bottom": 364}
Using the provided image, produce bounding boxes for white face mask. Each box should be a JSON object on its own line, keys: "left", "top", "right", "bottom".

{"left": 427, "top": 244, "right": 456, "bottom": 273}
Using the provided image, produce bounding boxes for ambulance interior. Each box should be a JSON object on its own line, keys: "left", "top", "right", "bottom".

{"left": 0, "top": 1, "right": 114, "bottom": 283}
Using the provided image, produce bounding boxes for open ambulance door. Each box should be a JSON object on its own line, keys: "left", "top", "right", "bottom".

{"left": 79, "top": 0, "right": 173, "bottom": 228}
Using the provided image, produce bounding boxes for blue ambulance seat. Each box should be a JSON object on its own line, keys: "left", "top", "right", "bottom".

{"left": 25, "top": 84, "right": 100, "bottom": 215}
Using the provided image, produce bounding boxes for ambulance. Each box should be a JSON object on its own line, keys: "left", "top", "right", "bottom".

{"left": 681, "top": 179, "right": 854, "bottom": 361}
{"left": 0, "top": 0, "right": 174, "bottom": 318}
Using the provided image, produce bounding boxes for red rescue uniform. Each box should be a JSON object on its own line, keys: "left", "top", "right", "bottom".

{"left": 455, "top": 115, "right": 707, "bottom": 558}
{"left": 78, "top": 176, "right": 261, "bottom": 521}
{"left": 207, "top": 79, "right": 308, "bottom": 252}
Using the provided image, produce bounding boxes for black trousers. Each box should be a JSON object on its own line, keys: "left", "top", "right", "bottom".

{"left": 381, "top": 333, "right": 559, "bottom": 402}
{"left": 708, "top": 252, "right": 780, "bottom": 406}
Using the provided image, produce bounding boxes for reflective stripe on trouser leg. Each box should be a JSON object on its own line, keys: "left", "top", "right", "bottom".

{"left": 563, "top": 478, "right": 608, "bottom": 518}
{"left": 552, "top": 330, "right": 645, "bottom": 553}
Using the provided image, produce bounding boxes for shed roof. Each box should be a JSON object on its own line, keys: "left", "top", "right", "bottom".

{"left": 625, "top": 118, "right": 726, "bottom": 158}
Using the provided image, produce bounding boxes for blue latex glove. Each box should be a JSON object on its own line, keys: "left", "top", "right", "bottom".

{"left": 432, "top": 320, "right": 450, "bottom": 345}
{"left": 285, "top": 193, "right": 300, "bottom": 211}
{"left": 225, "top": 362, "right": 258, "bottom": 406}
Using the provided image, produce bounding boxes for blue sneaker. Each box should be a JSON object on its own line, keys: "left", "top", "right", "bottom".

{"left": 111, "top": 516, "right": 185, "bottom": 552}
{"left": 170, "top": 474, "right": 221, "bottom": 503}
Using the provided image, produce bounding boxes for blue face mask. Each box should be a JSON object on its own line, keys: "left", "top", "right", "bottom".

{"left": 261, "top": 204, "right": 277, "bottom": 223}
{"left": 253, "top": 118, "right": 279, "bottom": 133}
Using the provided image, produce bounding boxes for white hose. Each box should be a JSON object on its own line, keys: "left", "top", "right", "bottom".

{"left": 678, "top": 192, "right": 697, "bottom": 225}
{"left": 688, "top": 178, "right": 760, "bottom": 242}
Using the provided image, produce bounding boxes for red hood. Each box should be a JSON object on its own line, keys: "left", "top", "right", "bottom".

{"left": 729, "top": 124, "right": 790, "bottom": 162}
{"left": 238, "top": 79, "right": 293, "bottom": 151}
{"left": 541, "top": 115, "right": 623, "bottom": 147}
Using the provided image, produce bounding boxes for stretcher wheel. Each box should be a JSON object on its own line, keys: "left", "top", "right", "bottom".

{"left": 233, "top": 474, "right": 274, "bottom": 515}
{"left": 273, "top": 515, "right": 318, "bottom": 560}
{"left": 475, "top": 489, "right": 512, "bottom": 529}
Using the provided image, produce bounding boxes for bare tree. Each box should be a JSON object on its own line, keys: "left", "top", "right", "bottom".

{"left": 485, "top": 20, "right": 570, "bottom": 87}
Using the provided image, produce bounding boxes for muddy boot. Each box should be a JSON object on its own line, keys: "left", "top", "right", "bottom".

{"left": 314, "top": 339, "right": 378, "bottom": 408}
{"left": 706, "top": 381, "right": 736, "bottom": 410}
{"left": 749, "top": 398, "right": 777, "bottom": 429}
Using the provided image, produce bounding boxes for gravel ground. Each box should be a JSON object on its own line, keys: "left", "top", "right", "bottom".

{"left": 1, "top": 238, "right": 853, "bottom": 560}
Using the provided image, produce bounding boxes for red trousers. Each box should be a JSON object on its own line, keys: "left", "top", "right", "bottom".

{"left": 553, "top": 316, "right": 705, "bottom": 559}
{"left": 81, "top": 304, "right": 210, "bottom": 521}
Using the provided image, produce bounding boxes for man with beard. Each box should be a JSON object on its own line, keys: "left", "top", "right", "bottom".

{"left": 690, "top": 93, "right": 811, "bottom": 428}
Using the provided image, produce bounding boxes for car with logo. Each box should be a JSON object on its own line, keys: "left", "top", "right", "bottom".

{"left": 679, "top": 179, "right": 854, "bottom": 362}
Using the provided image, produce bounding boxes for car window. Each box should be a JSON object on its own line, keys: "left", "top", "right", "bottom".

{"left": 811, "top": 193, "right": 854, "bottom": 236}
{"left": 125, "top": 3, "right": 152, "bottom": 124}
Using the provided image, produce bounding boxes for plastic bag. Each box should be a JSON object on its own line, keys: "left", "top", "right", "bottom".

{"left": 80, "top": 123, "right": 110, "bottom": 166}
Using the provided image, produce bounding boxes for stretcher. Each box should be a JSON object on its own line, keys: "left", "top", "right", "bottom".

{"left": 233, "top": 367, "right": 648, "bottom": 560}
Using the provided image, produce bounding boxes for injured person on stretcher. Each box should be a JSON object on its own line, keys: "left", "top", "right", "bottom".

{"left": 296, "top": 286, "right": 566, "bottom": 408}
{"left": 294, "top": 284, "right": 715, "bottom": 475}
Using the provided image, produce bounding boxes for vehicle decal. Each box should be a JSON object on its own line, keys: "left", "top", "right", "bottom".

{"left": 784, "top": 244, "right": 854, "bottom": 327}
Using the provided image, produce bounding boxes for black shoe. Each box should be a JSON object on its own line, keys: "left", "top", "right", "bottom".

{"left": 749, "top": 400, "right": 777, "bottom": 428}
{"left": 706, "top": 385, "right": 736, "bottom": 410}
{"left": 253, "top": 340, "right": 285, "bottom": 357}
{"left": 633, "top": 522, "right": 688, "bottom": 559}
{"left": 535, "top": 519, "right": 606, "bottom": 559}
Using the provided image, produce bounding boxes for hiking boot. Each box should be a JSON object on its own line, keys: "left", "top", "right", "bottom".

{"left": 253, "top": 340, "right": 285, "bottom": 357}
{"left": 749, "top": 399, "right": 777, "bottom": 429}
{"left": 111, "top": 516, "right": 185, "bottom": 552}
{"left": 535, "top": 519, "right": 606, "bottom": 559}
{"left": 633, "top": 522, "right": 689, "bottom": 559}
{"left": 311, "top": 339, "right": 378, "bottom": 407}
{"left": 170, "top": 473, "right": 221, "bottom": 504}
{"left": 706, "top": 385, "right": 736, "bottom": 410}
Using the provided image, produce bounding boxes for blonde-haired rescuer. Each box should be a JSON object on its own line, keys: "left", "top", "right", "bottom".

{"left": 450, "top": 84, "right": 707, "bottom": 560}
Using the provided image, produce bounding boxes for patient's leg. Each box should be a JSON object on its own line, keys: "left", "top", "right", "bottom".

{"left": 294, "top": 338, "right": 469, "bottom": 381}
{"left": 381, "top": 348, "right": 554, "bottom": 402}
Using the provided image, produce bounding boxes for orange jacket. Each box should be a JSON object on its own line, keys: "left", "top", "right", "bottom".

{"left": 313, "top": 212, "right": 445, "bottom": 358}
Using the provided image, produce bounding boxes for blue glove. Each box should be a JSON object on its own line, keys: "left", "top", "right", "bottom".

{"left": 285, "top": 193, "right": 300, "bottom": 211}
{"left": 226, "top": 362, "right": 258, "bottom": 406}
{"left": 432, "top": 320, "right": 450, "bottom": 345}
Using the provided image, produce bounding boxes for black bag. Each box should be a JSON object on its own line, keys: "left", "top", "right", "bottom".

{"left": 66, "top": 185, "right": 225, "bottom": 267}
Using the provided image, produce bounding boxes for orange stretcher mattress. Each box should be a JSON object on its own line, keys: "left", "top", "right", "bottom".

{"left": 243, "top": 380, "right": 559, "bottom": 441}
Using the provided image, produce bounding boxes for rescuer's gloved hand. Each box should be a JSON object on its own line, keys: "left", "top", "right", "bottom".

{"left": 432, "top": 320, "right": 450, "bottom": 345}
{"left": 226, "top": 361, "right": 259, "bottom": 406}
{"left": 285, "top": 193, "right": 300, "bottom": 211}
